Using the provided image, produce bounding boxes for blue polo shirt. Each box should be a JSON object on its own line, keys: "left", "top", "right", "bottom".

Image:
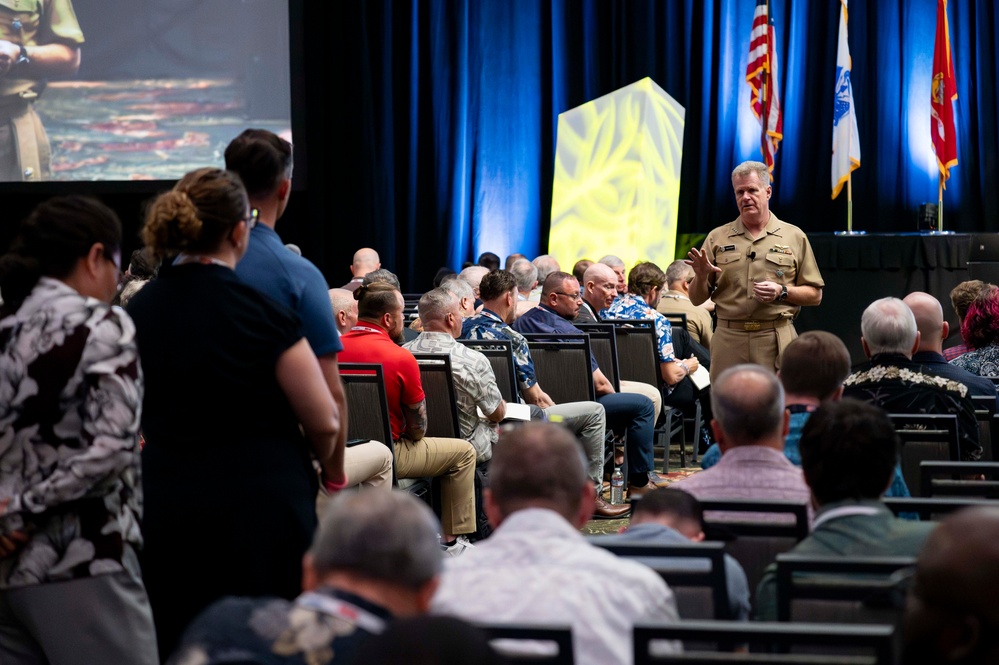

{"left": 512, "top": 304, "right": 599, "bottom": 373}
{"left": 235, "top": 224, "right": 342, "bottom": 356}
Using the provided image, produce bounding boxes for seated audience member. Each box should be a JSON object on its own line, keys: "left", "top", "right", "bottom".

{"left": 329, "top": 287, "right": 359, "bottom": 335}
{"left": 606, "top": 261, "right": 700, "bottom": 388}
{"left": 338, "top": 282, "right": 478, "bottom": 554}
{"left": 904, "top": 291, "right": 999, "bottom": 407}
{"left": 458, "top": 265, "right": 489, "bottom": 304}
{"left": 670, "top": 365, "right": 811, "bottom": 512}
{"left": 362, "top": 269, "right": 418, "bottom": 342}
{"left": 477, "top": 251, "right": 500, "bottom": 272}
{"left": 658, "top": 259, "right": 714, "bottom": 349}
{"left": 170, "top": 491, "right": 442, "bottom": 665}
{"left": 529, "top": 253, "right": 560, "bottom": 302}
{"left": 902, "top": 506, "right": 999, "bottom": 665}
{"left": 432, "top": 423, "right": 679, "bottom": 665}
{"left": 572, "top": 258, "right": 593, "bottom": 285}
{"left": 755, "top": 399, "right": 938, "bottom": 620}
{"left": 510, "top": 257, "right": 539, "bottom": 319}
{"left": 844, "top": 297, "right": 981, "bottom": 461}
{"left": 599, "top": 254, "right": 628, "bottom": 296}
{"left": 950, "top": 289, "right": 999, "bottom": 377}
{"left": 342, "top": 247, "right": 380, "bottom": 292}
{"left": 944, "top": 280, "right": 996, "bottom": 360}
{"left": 513, "top": 271, "right": 666, "bottom": 495}
{"left": 404, "top": 288, "right": 506, "bottom": 463}
{"left": 504, "top": 252, "right": 526, "bottom": 271}
{"left": 597, "top": 489, "right": 751, "bottom": 621}
{"left": 440, "top": 275, "right": 477, "bottom": 317}
{"left": 461, "top": 270, "right": 624, "bottom": 518}
{"left": 432, "top": 266, "right": 456, "bottom": 288}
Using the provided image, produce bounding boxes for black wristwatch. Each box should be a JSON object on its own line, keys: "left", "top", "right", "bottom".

{"left": 777, "top": 284, "right": 788, "bottom": 301}
{"left": 15, "top": 45, "right": 29, "bottom": 66}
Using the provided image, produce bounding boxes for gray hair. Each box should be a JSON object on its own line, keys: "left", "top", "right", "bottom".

{"left": 510, "top": 258, "right": 539, "bottom": 292}
{"left": 328, "top": 288, "right": 355, "bottom": 318}
{"left": 711, "top": 364, "right": 785, "bottom": 444}
{"left": 861, "top": 297, "right": 918, "bottom": 356}
{"left": 598, "top": 254, "right": 625, "bottom": 269}
{"left": 458, "top": 265, "right": 489, "bottom": 290}
{"left": 532, "top": 254, "right": 560, "bottom": 284}
{"left": 731, "top": 160, "right": 770, "bottom": 186}
{"left": 309, "top": 490, "right": 442, "bottom": 589}
{"left": 363, "top": 268, "right": 401, "bottom": 290}
{"left": 418, "top": 286, "right": 458, "bottom": 324}
{"left": 665, "top": 260, "right": 693, "bottom": 286}
{"left": 441, "top": 275, "right": 474, "bottom": 303}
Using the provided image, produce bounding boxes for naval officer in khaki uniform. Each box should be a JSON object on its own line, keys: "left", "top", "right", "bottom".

{"left": 686, "top": 160, "right": 823, "bottom": 380}
{"left": 0, "top": 0, "right": 83, "bottom": 181}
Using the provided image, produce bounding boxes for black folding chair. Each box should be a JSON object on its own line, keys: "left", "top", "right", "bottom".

{"left": 478, "top": 623, "right": 574, "bottom": 665}
{"left": 919, "top": 460, "right": 999, "bottom": 498}
{"left": 459, "top": 339, "right": 518, "bottom": 403}
{"left": 412, "top": 353, "right": 462, "bottom": 438}
{"left": 889, "top": 413, "right": 960, "bottom": 496}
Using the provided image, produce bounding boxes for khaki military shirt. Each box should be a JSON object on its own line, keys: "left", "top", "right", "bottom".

{"left": 701, "top": 213, "right": 823, "bottom": 322}
{"left": 0, "top": 0, "right": 84, "bottom": 97}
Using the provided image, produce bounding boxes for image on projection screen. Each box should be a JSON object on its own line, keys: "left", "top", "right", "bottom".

{"left": 0, "top": 0, "right": 291, "bottom": 182}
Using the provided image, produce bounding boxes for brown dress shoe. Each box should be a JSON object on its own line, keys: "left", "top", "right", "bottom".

{"left": 593, "top": 495, "right": 630, "bottom": 519}
{"left": 628, "top": 483, "right": 656, "bottom": 500}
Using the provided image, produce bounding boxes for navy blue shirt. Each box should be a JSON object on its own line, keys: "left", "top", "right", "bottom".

{"left": 512, "top": 304, "right": 599, "bottom": 373}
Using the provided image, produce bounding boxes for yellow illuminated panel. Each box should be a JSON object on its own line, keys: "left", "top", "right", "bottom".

{"left": 549, "top": 77, "right": 685, "bottom": 273}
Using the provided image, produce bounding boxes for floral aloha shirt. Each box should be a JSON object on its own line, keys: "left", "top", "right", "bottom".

{"left": 0, "top": 277, "right": 143, "bottom": 588}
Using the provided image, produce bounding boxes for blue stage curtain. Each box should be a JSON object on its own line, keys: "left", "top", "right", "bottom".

{"left": 331, "top": 0, "right": 999, "bottom": 291}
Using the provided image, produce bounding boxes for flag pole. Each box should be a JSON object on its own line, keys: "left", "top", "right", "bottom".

{"left": 938, "top": 173, "right": 944, "bottom": 232}
{"left": 847, "top": 174, "right": 853, "bottom": 233}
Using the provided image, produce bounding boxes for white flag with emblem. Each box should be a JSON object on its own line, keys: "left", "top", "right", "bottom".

{"left": 831, "top": 0, "right": 860, "bottom": 199}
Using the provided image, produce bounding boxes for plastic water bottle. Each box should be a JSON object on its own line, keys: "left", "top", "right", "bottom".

{"left": 610, "top": 467, "right": 625, "bottom": 505}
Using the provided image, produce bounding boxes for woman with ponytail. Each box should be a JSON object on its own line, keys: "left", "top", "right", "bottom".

{"left": 127, "top": 168, "right": 343, "bottom": 659}
{"left": 0, "top": 197, "right": 158, "bottom": 663}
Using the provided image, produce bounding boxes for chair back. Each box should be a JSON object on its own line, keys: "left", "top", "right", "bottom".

{"left": 889, "top": 413, "right": 960, "bottom": 496}
{"left": 698, "top": 499, "right": 809, "bottom": 609}
{"left": 882, "top": 496, "right": 999, "bottom": 521}
{"left": 412, "top": 354, "right": 461, "bottom": 438}
{"left": 574, "top": 322, "right": 621, "bottom": 392}
{"left": 479, "top": 623, "right": 574, "bottom": 665}
{"left": 459, "top": 339, "right": 518, "bottom": 403}
{"left": 591, "top": 541, "right": 731, "bottom": 620}
{"left": 775, "top": 554, "right": 913, "bottom": 627}
{"left": 339, "top": 363, "right": 397, "bottom": 484}
{"left": 919, "top": 460, "right": 999, "bottom": 498}
{"left": 634, "top": 620, "right": 896, "bottom": 665}
{"left": 658, "top": 311, "right": 688, "bottom": 333}
{"left": 971, "top": 394, "right": 996, "bottom": 461}
{"left": 521, "top": 333, "right": 596, "bottom": 403}
{"left": 604, "top": 319, "right": 663, "bottom": 390}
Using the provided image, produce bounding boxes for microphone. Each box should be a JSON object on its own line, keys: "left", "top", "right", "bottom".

{"left": 748, "top": 251, "right": 756, "bottom": 260}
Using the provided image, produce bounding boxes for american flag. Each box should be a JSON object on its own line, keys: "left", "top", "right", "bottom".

{"left": 746, "top": 0, "right": 782, "bottom": 174}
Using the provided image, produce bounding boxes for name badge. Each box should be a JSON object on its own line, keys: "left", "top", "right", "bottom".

{"left": 721, "top": 244, "right": 736, "bottom": 252}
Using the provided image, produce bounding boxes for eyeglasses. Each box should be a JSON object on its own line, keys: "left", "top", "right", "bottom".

{"left": 244, "top": 208, "right": 259, "bottom": 230}
{"left": 553, "top": 292, "right": 582, "bottom": 301}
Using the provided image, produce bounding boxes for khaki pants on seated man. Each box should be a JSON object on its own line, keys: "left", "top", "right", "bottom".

{"left": 396, "top": 436, "right": 477, "bottom": 536}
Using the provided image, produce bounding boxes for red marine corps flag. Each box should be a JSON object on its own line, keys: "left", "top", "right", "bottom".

{"left": 746, "top": 0, "right": 782, "bottom": 175}
{"left": 931, "top": 0, "right": 958, "bottom": 185}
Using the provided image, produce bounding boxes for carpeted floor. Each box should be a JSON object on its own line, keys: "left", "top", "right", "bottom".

{"left": 582, "top": 463, "right": 702, "bottom": 535}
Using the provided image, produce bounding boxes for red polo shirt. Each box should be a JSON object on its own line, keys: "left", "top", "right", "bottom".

{"left": 339, "top": 322, "right": 424, "bottom": 441}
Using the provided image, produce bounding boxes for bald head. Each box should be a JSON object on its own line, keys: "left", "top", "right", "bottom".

{"left": 711, "top": 365, "right": 786, "bottom": 448}
{"left": 903, "top": 507, "right": 999, "bottom": 665}
{"left": 329, "top": 288, "right": 358, "bottom": 334}
{"left": 582, "top": 262, "right": 619, "bottom": 311}
{"left": 903, "top": 292, "right": 948, "bottom": 353}
{"left": 350, "top": 248, "right": 381, "bottom": 278}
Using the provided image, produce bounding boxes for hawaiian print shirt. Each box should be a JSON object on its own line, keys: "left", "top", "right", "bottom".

{"left": 461, "top": 308, "right": 537, "bottom": 390}
{"left": 170, "top": 587, "right": 391, "bottom": 665}
{"left": 950, "top": 343, "right": 999, "bottom": 378}
{"left": 604, "top": 294, "right": 676, "bottom": 363}
{"left": 0, "top": 278, "right": 144, "bottom": 588}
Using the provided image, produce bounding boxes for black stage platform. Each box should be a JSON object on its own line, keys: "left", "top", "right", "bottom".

{"left": 795, "top": 233, "right": 978, "bottom": 365}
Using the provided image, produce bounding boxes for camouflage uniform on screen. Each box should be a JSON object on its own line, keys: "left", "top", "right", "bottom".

{"left": 0, "top": 0, "right": 83, "bottom": 181}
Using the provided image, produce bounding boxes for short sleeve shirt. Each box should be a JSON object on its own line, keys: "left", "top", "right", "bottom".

{"left": 605, "top": 294, "right": 676, "bottom": 363}
{"left": 403, "top": 332, "right": 503, "bottom": 461}
{"left": 0, "top": 0, "right": 84, "bottom": 96}
{"left": 461, "top": 309, "right": 537, "bottom": 390}
{"left": 339, "top": 324, "right": 424, "bottom": 441}
{"left": 701, "top": 213, "right": 824, "bottom": 321}
{"left": 235, "top": 225, "right": 342, "bottom": 357}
